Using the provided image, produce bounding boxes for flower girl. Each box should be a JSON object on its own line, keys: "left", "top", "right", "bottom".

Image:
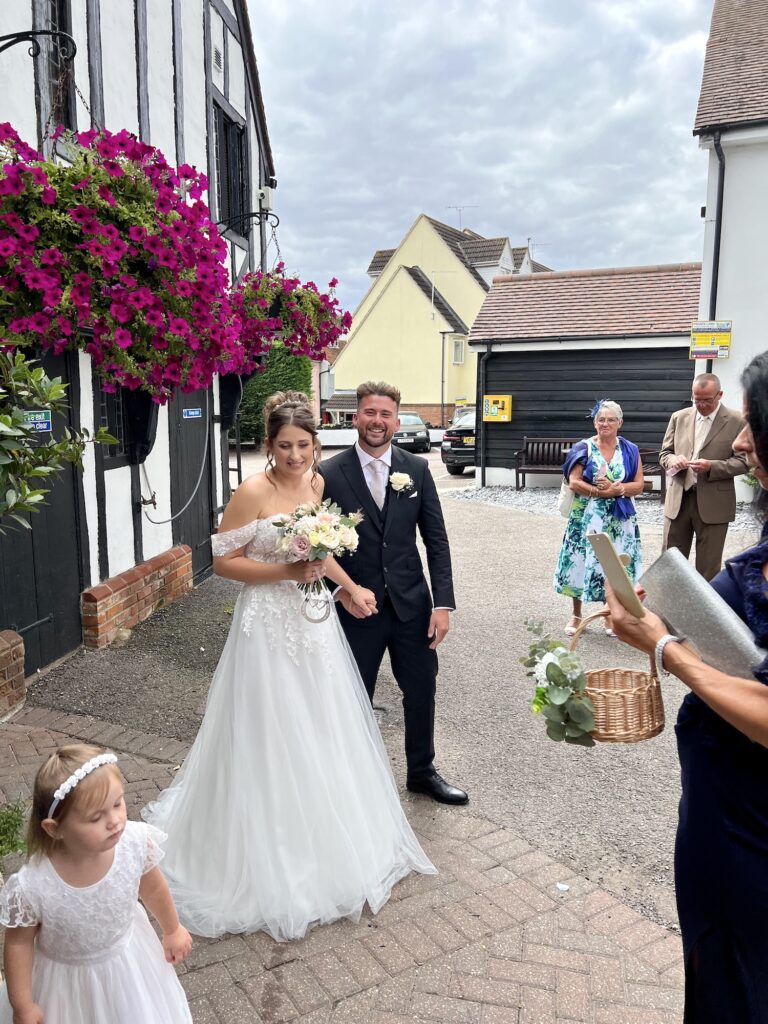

{"left": 0, "top": 744, "right": 193, "bottom": 1024}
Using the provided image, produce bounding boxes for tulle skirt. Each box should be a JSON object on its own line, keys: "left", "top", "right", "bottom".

{"left": 143, "top": 581, "right": 436, "bottom": 941}
{"left": 0, "top": 905, "right": 191, "bottom": 1024}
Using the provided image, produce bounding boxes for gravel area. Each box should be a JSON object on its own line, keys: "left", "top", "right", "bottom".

{"left": 451, "top": 484, "right": 763, "bottom": 532}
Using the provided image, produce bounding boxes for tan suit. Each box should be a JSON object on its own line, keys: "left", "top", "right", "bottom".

{"left": 660, "top": 404, "right": 747, "bottom": 579}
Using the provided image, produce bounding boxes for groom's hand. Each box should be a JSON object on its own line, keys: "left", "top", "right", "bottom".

{"left": 339, "top": 588, "right": 377, "bottom": 619}
{"left": 427, "top": 609, "right": 450, "bottom": 650}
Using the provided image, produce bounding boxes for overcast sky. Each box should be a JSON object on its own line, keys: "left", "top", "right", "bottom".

{"left": 249, "top": 0, "right": 713, "bottom": 315}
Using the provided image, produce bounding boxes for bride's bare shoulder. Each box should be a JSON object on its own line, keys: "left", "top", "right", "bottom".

{"left": 219, "top": 473, "right": 270, "bottom": 531}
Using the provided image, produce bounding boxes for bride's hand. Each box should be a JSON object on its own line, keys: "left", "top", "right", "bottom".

{"left": 285, "top": 561, "right": 325, "bottom": 584}
{"left": 350, "top": 586, "right": 377, "bottom": 617}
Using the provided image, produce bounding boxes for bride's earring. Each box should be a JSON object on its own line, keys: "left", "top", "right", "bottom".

{"left": 266, "top": 450, "right": 275, "bottom": 473}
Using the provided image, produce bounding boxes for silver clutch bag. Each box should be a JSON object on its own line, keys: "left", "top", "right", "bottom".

{"left": 640, "top": 547, "right": 766, "bottom": 679}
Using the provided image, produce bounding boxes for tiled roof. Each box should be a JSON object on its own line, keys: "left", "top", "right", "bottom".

{"left": 469, "top": 263, "right": 702, "bottom": 344}
{"left": 366, "top": 248, "right": 396, "bottom": 275}
{"left": 425, "top": 218, "right": 490, "bottom": 291}
{"left": 530, "top": 259, "right": 553, "bottom": 274}
{"left": 459, "top": 237, "right": 507, "bottom": 265}
{"left": 694, "top": 0, "right": 768, "bottom": 134}
{"left": 511, "top": 246, "right": 528, "bottom": 271}
{"left": 325, "top": 391, "right": 357, "bottom": 411}
{"left": 405, "top": 267, "right": 469, "bottom": 334}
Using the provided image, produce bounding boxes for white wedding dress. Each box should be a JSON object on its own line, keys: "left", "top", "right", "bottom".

{"left": 142, "top": 518, "right": 436, "bottom": 941}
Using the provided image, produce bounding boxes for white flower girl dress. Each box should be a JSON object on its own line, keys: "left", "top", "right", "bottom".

{"left": 143, "top": 517, "right": 436, "bottom": 941}
{"left": 0, "top": 821, "right": 191, "bottom": 1024}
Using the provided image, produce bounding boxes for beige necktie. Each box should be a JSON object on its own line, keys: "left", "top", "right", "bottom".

{"left": 684, "top": 415, "right": 708, "bottom": 491}
{"left": 369, "top": 459, "right": 387, "bottom": 510}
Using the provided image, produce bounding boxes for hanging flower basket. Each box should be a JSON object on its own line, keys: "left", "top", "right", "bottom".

{"left": 232, "top": 264, "right": 352, "bottom": 371}
{"left": 0, "top": 123, "right": 240, "bottom": 402}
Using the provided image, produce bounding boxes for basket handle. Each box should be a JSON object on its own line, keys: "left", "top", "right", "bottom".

{"left": 568, "top": 607, "right": 657, "bottom": 678}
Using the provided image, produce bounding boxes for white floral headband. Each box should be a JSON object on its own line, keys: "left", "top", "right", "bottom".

{"left": 47, "top": 753, "right": 118, "bottom": 819}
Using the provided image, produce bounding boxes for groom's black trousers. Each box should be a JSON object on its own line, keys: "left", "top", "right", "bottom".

{"left": 337, "top": 595, "right": 437, "bottom": 781}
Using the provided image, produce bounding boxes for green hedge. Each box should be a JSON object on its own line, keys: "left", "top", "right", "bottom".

{"left": 237, "top": 344, "right": 313, "bottom": 446}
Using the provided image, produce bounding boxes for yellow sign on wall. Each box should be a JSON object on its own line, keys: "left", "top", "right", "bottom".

{"left": 482, "top": 395, "right": 512, "bottom": 422}
{"left": 690, "top": 320, "right": 732, "bottom": 360}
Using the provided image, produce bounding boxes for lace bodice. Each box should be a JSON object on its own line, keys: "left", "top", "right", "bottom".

{"left": 0, "top": 821, "right": 164, "bottom": 965}
{"left": 211, "top": 517, "right": 333, "bottom": 667}
{"left": 211, "top": 517, "right": 294, "bottom": 563}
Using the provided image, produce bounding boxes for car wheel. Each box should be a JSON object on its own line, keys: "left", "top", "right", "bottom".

{"left": 446, "top": 465, "right": 465, "bottom": 476}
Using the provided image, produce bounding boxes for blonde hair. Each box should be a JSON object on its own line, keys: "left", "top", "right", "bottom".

{"left": 594, "top": 400, "right": 623, "bottom": 422}
{"left": 27, "top": 743, "right": 123, "bottom": 857}
{"left": 356, "top": 381, "right": 401, "bottom": 408}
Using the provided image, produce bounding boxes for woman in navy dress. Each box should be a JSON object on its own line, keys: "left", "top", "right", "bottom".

{"left": 606, "top": 351, "right": 768, "bottom": 1023}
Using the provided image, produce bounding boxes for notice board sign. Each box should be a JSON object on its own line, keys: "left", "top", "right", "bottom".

{"left": 21, "top": 410, "right": 52, "bottom": 432}
{"left": 690, "top": 321, "right": 732, "bottom": 360}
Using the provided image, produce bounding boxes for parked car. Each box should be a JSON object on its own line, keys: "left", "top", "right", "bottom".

{"left": 440, "top": 409, "right": 476, "bottom": 475}
{"left": 392, "top": 413, "right": 431, "bottom": 453}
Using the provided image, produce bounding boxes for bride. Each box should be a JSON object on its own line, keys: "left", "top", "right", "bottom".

{"left": 143, "top": 391, "right": 436, "bottom": 941}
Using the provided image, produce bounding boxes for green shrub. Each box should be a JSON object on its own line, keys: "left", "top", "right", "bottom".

{"left": 238, "top": 344, "right": 313, "bottom": 446}
{"left": 0, "top": 797, "right": 27, "bottom": 857}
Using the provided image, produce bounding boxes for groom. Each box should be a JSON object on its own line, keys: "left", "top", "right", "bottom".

{"left": 320, "top": 381, "right": 468, "bottom": 805}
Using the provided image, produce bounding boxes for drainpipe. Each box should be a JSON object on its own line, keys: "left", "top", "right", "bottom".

{"left": 707, "top": 131, "right": 726, "bottom": 374}
{"left": 479, "top": 344, "right": 491, "bottom": 487}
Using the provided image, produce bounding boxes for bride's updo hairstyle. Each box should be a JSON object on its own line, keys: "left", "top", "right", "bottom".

{"left": 263, "top": 391, "right": 320, "bottom": 484}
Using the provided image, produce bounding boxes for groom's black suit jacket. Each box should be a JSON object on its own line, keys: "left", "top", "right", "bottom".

{"left": 319, "top": 445, "right": 455, "bottom": 621}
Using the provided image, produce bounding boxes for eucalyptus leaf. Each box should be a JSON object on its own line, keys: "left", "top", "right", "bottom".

{"left": 546, "top": 721, "right": 566, "bottom": 742}
{"left": 545, "top": 662, "right": 568, "bottom": 686}
{"left": 542, "top": 705, "right": 566, "bottom": 724}
{"left": 565, "top": 698, "right": 595, "bottom": 731}
{"left": 547, "top": 685, "right": 572, "bottom": 706}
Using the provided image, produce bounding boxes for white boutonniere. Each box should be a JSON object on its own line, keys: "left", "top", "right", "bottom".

{"left": 390, "top": 472, "right": 414, "bottom": 494}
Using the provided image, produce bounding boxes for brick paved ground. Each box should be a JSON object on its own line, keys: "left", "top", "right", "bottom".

{"left": 0, "top": 705, "right": 685, "bottom": 1023}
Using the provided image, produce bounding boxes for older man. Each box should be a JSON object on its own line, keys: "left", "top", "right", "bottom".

{"left": 660, "top": 372, "right": 747, "bottom": 579}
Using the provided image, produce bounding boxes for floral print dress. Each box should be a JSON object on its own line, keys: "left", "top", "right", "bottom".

{"left": 553, "top": 439, "right": 642, "bottom": 603}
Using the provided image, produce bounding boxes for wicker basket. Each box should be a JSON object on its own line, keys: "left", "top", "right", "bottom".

{"left": 569, "top": 611, "right": 665, "bottom": 743}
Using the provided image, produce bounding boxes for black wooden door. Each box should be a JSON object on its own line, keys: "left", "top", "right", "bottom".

{"left": 169, "top": 387, "right": 214, "bottom": 581}
{"left": 0, "top": 350, "right": 89, "bottom": 674}
{"left": 479, "top": 346, "right": 694, "bottom": 467}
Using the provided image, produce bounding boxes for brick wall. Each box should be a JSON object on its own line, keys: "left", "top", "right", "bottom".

{"left": 0, "top": 631, "right": 25, "bottom": 718}
{"left": 402, "top": 403, "right": 455, "bottom": 428}
{"left": 81, "top": 545, "right": 193, "bottom": 650}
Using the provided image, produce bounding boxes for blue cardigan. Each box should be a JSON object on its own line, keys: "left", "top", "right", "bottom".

{"left": 562, "top": 437, "right": 640, "bottom": 522}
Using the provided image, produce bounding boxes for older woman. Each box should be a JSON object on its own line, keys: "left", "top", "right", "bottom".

{"left": 554, "top": 400, "right": 644, "bottom": 635}
{"left": 605, "top": 352, "right": 768, "bottom": 1022}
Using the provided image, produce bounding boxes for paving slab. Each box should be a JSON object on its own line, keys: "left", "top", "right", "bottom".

{"left": 0, "top": 712, "right": 684, "bottom": 1022}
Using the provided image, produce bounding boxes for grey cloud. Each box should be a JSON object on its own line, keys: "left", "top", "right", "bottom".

{"left": 251, "top": 0, "right": 713, "bottom": 312}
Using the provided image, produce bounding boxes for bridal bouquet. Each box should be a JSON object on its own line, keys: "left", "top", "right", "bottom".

{"left": 273, "top": 500, "right": 363, "bottom": 622}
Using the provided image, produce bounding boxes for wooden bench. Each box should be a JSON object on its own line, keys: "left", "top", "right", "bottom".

{"left": 514, "top": 436, "right": 666, "bottom": 498}
{"left": 514, "top": 437, "right": 580, "bottom": 490}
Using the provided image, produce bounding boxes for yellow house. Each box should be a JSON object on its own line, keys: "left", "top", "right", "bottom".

{"left": 329, "top": 215, "right": 550, "bottom": 425}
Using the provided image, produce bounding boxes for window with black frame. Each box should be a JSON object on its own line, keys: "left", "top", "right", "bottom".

{"left": 99, "top": 389, "right": 128, "bottom": 466}
{"left": 214, "top": 104, "right": 248, "bottom": 234}
{"left": 47, "top": 0, "right": 76, "bottom": 132}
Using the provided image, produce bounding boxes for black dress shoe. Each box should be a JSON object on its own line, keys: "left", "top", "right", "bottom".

{"left": 406, "top": 772, "right": 469, "bottom": 805}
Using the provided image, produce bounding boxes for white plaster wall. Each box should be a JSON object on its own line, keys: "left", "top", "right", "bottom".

{"left": 99, "top": 0, "right": 139, "bottom": 134}
{"left": 182, "top": 0, "right": 207, "bottom": 175}
{"left": 146, "top": 0, "right": 175, "bottom": 156}
{"left": 0, "top": 4, "right": 40, "bottom": 144}
{"left": 139, "top": 404, "right": 174, "bottom": 559}
{"left": 70, "top": 0, "right": 91, "bottom": 131}
{"left": 78, "top": 352, "right": 99, "bottom": 587}
{"left": 104, "top": 466, "right": 135, "bottom": 575}
{"left": 210, "top": 8, "right": 225, "bottom": 95}
{"left": 698, "top": 130, "right": 768, "bottom": 407}
{"left": 227, "top": 32, "right": 246, "bottom": 117}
